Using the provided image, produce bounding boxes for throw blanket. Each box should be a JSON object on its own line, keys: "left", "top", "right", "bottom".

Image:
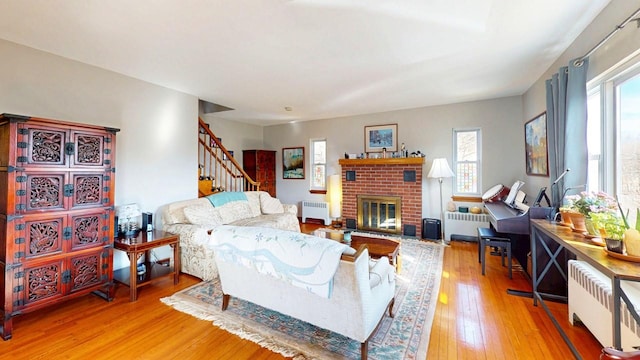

{"left": 212, "top": 225, "right": 348, "bottom": 298}
{"left": 206, "top": 192, "right": 247, "bottom": 207}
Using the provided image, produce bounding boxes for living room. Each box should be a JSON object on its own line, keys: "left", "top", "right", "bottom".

{"left": 1, "top": 1, "right": 640, "bottom": 359}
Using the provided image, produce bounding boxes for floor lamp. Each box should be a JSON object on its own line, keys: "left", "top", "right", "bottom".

{"left": 427, "top": 158, "right": 455, "bottom": 244}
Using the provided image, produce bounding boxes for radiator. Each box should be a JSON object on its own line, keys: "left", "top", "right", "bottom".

{"left": 445, "top": 211, "right": 489, "bottom": 240}
{"left": 301, "top": 201, "right": 331, "bottom": 225}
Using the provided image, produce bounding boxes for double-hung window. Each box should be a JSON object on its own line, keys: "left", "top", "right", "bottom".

{"left": 587, "top": 57, "right": 640, "bottom": 226}
{"left": 453, "top": 128, "right": 481, "bottom": 195}
{"left": 310, "top": 139, "right": 327, "bottom": 191}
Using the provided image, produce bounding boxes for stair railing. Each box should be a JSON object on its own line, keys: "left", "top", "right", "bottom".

{"left": 198, "top": 117, "right": 260, "bottom": 197}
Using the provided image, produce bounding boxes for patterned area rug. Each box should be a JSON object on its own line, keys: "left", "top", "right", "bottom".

{"left": 161, "top": 238, "right": 443, "bottom": 359}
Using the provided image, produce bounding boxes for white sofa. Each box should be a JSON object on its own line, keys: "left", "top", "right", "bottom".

{"left": 211, "top": 225, "right": 396, "bottom": 360}
{"left": 159, "top": 191, "right": 300, "bottom": 280}
{"left": 568, "top": 259, "right": 640, "bottom": 350}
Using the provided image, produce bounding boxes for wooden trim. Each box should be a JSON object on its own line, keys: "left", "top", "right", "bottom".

{"left": 338, "top": 157, "right": 424, "bottom": 166}
{"left": 310, "top": 189, "right": 327, "bottom": 195}
{"left": 452, "top": 195, "right": 483, "bottom": 203}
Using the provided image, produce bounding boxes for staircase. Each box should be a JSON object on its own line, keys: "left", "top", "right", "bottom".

{"left": 198, "top": 117, "right": 260, "bottom": 197}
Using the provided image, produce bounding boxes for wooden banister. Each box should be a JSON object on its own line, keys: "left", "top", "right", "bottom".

{"left": 198, "top": 117, "right": 260, "bottom": 196}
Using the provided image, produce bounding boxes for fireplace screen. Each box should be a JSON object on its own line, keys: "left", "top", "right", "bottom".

{"left": 357, "top": 195, "right": 402, "bottom": 234}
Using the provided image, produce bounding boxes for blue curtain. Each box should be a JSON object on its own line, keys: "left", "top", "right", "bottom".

{"left": 545, "top": 57, "right": 589, "bottom": 208}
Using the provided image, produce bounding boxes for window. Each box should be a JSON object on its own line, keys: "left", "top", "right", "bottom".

{"left": 310, "top": 139, "right": 326, "bottom": 190}
{"left": 453, "top": 128, "right": 481, "bottom": 195}
{"left": 587, "top": 57, "right": 640, "bottom": 226}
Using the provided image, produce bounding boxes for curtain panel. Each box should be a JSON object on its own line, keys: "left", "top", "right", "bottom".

{"left": 545, "top": 57, "right": 589, "bottom": 209}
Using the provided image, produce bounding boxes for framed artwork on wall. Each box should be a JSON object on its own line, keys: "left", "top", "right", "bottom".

{"left": 283, "top": 147, "right": 305, "bottom": 179}
{"left": 525, "top": 112, "right": 549, "bottom": 176}
{"left": 364, "top": 124, "right": 397, "bottom": 152}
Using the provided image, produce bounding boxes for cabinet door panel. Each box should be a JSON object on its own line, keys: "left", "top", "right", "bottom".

{"left": 70, "top": 210, "right": 110, "bottom": 250}
{"left": 21, "top": 125, "right": 68, "bottom": 167}
{"left": 70, "top": 131, "right": 109, "bottom": 168}
{"left": 68, "top": 249, "right": 108, "bottom": 293}
{"left": 18, "top": 260, "right": 65, "bottom": 306}
{"left": 21, "top": 215, "right": 65, "bottom": 259}
{"left": 24, "top": 173, "right": 66, "bottom": 212}
{"left": 71, "top": 173, "right": 105, "bottom": 208}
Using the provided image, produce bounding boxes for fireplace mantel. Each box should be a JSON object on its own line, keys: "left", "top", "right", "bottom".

{"left": 338, "top": 157, "right": 424, "bottom": 166}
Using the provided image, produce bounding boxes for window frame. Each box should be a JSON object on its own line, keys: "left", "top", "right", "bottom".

{"left": 452, "top": 128, "right": 482, "bottom": 196}
{"left": 309, "top": 138, "right": 327, "bottom": 192}
{"left": 586, "top": 52, "right": 640, "bottom": 226}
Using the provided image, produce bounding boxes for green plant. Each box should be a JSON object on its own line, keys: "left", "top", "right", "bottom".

{"left": 590, "top": 211, "right": 625, "bottom": 240}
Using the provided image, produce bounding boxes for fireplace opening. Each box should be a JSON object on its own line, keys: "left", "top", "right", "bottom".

{"left": 357, "top": 195, "right": 402, "bottom": 234}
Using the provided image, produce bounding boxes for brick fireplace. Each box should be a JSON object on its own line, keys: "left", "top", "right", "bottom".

{"left": 338, "top": 157, "right": 424, "bottom": 237}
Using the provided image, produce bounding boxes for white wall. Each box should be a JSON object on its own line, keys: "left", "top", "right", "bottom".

{"left": 522, "top": 1, "right": 640, "bottom": 197}
{"left": 264, "top": 96, "right": 524, "bottom": 220}
{"left": 0, "top": 39, "right": 198, "bottom": 267}
{"left": 201, "top": 112, "right": 264, "bottom": 166}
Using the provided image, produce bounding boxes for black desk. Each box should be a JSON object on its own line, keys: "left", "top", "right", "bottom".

{"left": 531, "top": 219, "right": 640, "bottom": 359}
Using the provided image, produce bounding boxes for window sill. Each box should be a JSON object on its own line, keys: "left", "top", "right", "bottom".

{"left": 452, "top": 195, "right": 482, "bottom": 203}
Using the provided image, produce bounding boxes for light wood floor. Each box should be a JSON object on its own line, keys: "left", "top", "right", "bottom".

{"left": 0, "top": 223, "right": 603, "bottom": 359}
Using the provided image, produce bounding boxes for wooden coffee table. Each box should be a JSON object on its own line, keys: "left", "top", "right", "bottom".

{"left": 317, "top": 230, "right": 401, "bottom": 271}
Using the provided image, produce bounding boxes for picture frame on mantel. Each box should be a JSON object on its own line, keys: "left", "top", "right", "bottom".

{"left": 282, "top": 147, "right": 305, "bottom": 179}
{"left": 525, "top": 112, "right": 549, "bottom": 176}
{"left": 364, "top": 124, "right": 398, "bottom": 152}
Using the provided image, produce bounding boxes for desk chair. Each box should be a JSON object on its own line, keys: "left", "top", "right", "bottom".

{"left": 477, "top": 227, "right": 512, "bottom": 279}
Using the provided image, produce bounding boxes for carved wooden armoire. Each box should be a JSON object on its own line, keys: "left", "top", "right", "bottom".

{"left": 0, "top": 113, "right": 119, "bottom": 340}
{"left": 243, "top": 150, "right": 276, "bottom": 197}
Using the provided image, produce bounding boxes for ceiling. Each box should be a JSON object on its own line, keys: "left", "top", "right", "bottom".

{"left": 0, "top": 0, "right": 611, "bottom": 125}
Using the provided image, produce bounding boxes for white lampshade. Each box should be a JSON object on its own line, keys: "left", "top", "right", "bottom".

{"left": 327, "top": 174, "right": 342, "bottom": 219}
{"left": 117, "top": 203, "right": 141, "bottom": 220}
{"left": 427, "top": 158, "right": 455, "bottom": 179}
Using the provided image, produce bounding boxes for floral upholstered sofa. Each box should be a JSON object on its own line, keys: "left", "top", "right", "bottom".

{"left": 159, "top": 191, "right": 300, "bottom": 280}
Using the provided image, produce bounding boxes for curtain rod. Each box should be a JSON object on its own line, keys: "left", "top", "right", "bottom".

{"left": 574, "top": 7, "right": 640, "bottom": 67}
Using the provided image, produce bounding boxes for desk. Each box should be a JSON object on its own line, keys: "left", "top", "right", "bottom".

{"left": 531, "top": 219, "right": 640, "bottom": 358}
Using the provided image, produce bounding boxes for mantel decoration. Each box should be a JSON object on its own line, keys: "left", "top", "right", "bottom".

{"left": 364, "top": 123, "right": 397, "bottom": 153}
{"left": 282, "top": 147, "right": 305, "bottom": 179}
{"left": 525, "top": 112, "right": 549, "bottom": 176}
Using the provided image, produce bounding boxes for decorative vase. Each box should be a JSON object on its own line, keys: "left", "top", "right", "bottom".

{"left": 567, "top": 212, "right": 587, "bottom": 233}
{"left": 624, "top": 229, "right": 640, "bottom": 256}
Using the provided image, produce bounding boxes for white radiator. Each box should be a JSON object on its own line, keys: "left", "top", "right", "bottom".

{"left": 301, "top": 201, "right": 331, "bottom": 225}
{"left": 445, "top": 211, "right": 489, "bottom": 240}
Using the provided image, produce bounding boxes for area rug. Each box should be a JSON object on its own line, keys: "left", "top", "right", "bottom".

{"left": 161, "top": 238, "right": 443, "bottom": 359}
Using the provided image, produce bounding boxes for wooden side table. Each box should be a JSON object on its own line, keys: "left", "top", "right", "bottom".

{"left": 113, "top": 230, "right": 180, "bottom": 301}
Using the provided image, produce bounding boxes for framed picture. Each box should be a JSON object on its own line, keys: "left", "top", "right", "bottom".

{"left": 283, "top": 147, "right": 305, "bottom": 179}
{"left": 525, "top": 112, "right": 549, "bottom": 176}
{"left": 365, "top": 124, "right": 398, "bottom": 152}
{"left": 223, "top": 150, "right": 233, "bottom": 161}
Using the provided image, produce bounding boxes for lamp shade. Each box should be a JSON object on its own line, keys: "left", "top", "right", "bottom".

{"left": 117, "top": 203, "right": 141, "bottom": 220}
{"left": 327, "top": 174, "right": 342, "bottom": 218}
{"left": 427, "top": 158, "right": 455, "bottom": 179}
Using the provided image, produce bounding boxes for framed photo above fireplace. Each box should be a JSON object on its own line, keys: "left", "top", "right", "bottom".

{"left": 524, "top": 112, "right": 549, "bottom": 176}
{"left": 283, "top": 147, "right": 305, "bottom": 179}
{"left": 365, "top": 124, "right": 397, "bottom": 152}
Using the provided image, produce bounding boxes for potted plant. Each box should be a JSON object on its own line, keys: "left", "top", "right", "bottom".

{"left": 565, "top": 191, "right": 619, "bottom": 235}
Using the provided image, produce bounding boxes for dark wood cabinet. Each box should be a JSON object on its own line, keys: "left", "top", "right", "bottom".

{"left": 0, "top": 113, "right": 118, "bottom": 340}
{"left": 243, "top": 150, "right": 276, "bottom": 197}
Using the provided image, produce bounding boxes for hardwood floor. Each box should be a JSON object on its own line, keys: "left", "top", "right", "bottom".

{"left": 0, "top": 224, "right": 603, "bottom": 359}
